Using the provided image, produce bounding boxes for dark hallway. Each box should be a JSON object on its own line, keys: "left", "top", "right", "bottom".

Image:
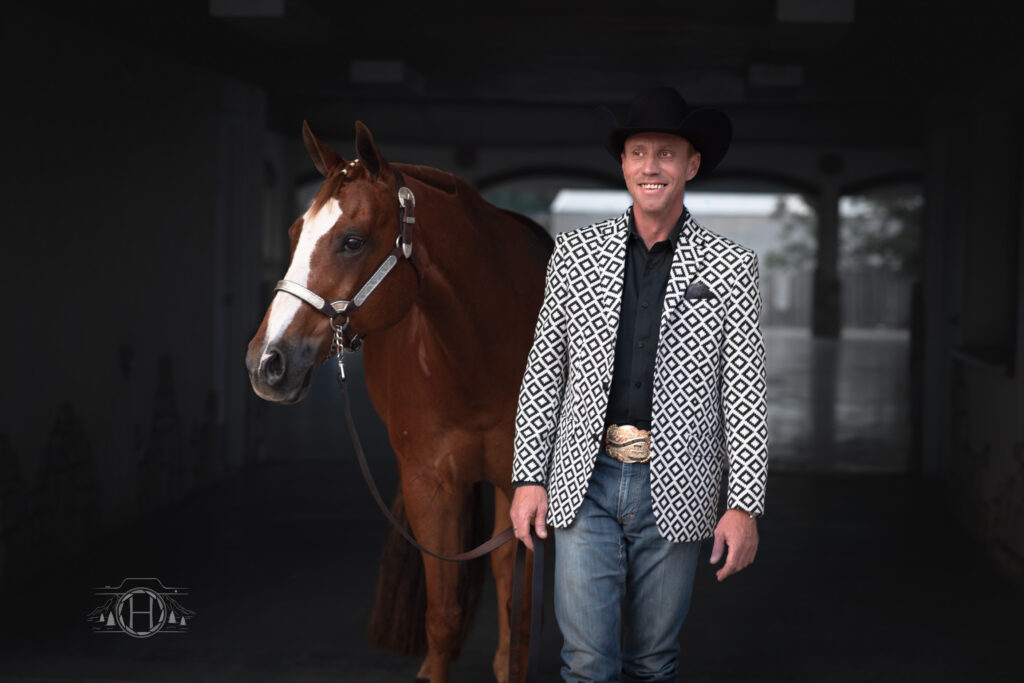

{"left": 1, "top": 430, "right": 1020, "bottom": 681}
{"left": 2, "top": 344, "right": 1021, "bottom": 681}
{"left": 2, "top": 2, "right": 1023, "bottom": 681}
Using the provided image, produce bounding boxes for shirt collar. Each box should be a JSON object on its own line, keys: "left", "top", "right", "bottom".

{"left": 626, "top": 206, "right": 690, "bottom": 249}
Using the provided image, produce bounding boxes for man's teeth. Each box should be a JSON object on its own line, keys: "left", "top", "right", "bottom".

{"left": 640, "top": 183, "right": 666, "bottom": 189}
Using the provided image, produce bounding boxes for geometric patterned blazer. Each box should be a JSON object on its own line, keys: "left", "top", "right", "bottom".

{"left": 512, "top": 208, "right": 768, "bottom": 542}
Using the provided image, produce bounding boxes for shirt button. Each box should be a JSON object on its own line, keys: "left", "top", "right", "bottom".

{"left": 637, "top": 341, "right": 645, "bottom": 349}
{"left": 634, "top": 381, "right": 642, "bottom": 388}
{"left": 640, "top": 301, "right": 649, "bottom": 309}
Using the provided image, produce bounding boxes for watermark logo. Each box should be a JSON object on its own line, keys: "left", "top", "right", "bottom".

{"left": 89, "top": 578, "right": 195, "bottom": 638}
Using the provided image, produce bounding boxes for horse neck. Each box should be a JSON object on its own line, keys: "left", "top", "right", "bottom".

{"left": 407, "top": 184, "right": 508, "bottom": 346}
{"left": 364, "top": 169, "right": 549, "bottom": 398}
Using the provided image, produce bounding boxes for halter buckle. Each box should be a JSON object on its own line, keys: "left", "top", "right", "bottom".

{"left": 398, "top": 186, "right": 414, "bottom": 207}
{"left": 397, "top": 186, "right": 416, "bottom": 258}
{"left": 396, "top": 235, "right": 413, "bottom": 258}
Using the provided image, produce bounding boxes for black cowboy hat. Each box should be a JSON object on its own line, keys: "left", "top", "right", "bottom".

{"left": 599, "top": 86, "right": 732, "bottom": 177}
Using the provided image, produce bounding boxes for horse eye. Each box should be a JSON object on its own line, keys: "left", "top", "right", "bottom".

{"left": 341, "top": 236, "right": 364, "bottom": 252}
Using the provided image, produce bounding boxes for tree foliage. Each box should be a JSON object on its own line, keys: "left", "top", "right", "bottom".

{"left": 764, "top": 191, "right": 922, "bottom": 276}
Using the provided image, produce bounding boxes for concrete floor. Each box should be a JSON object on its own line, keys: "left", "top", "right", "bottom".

{"left": 766, "top": 327, "right": 915, "bottom": 473}
{"left": 1, "top": 328, "right": 1020, "bottom": 681}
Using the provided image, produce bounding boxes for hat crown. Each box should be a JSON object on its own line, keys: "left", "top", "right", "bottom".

{"left": 626, "top": 86, "right": 691, "bottom": 129}
{"left": 601, "top": 84, "right": 732, "bottom": 177}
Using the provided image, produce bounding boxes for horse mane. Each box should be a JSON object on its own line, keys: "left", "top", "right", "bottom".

{"left": 499, "top": 207, "right": 555, "bottom": 251}
{"left": 392, "top": 162, "right": 554, "bottom": 253}
{"left": 392, "top": 162, "right": 460, "bottom": 197}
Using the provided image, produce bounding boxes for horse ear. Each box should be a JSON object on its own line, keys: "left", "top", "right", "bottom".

{"left": 302, "top": 120, "right": 344, "bottom": 177}
{"left": 354, "top": 120, "right": 386, "bottom": 180}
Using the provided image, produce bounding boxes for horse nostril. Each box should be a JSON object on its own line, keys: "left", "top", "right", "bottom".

{"left": 262, "top": 347, "right": 286, "bottom": 386}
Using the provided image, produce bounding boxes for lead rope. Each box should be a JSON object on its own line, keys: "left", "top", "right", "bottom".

{"left": 509, "top": 529, "right": 545, "bottom": 682}
{"left": 333, "top": 347, "right": 544, "bottom": 680}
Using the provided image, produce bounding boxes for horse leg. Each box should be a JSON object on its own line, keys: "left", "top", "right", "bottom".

{"left": 402, "top": 473, "right": 471, "bottom": 683}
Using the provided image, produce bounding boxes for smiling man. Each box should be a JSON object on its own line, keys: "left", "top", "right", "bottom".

{"left": 510, "top": 86, "right": 768, "bottom": 682}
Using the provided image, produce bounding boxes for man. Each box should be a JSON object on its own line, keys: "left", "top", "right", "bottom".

{"left": 510, "top": 86, "right": 768, "bottom": 682}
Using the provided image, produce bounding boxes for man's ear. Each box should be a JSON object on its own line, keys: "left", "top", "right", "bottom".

{"left": 686, "top": 151, "right": 702, "bottom": 181}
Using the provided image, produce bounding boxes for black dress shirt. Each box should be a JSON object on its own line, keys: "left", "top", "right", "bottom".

{"left": 603, "top": 208, "right": 687, "bottom": 430}
{"left": 512, "top": 207, "right": 688, "bottom": 488}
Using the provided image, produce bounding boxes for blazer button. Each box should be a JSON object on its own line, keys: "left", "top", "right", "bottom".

{"left": 602, "top": 381, "right": 609, "bottom": 392}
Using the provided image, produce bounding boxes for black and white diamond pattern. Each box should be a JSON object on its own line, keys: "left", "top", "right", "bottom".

{"left": 513, "top": 210, "right": 768, "bottom": 542}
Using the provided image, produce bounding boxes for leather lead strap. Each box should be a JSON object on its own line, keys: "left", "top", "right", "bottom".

{"left": 337, "top": 372, "right": 516, "bottom": 560}
{"left": 337, "top": 372, "right": 544, "bottom": 680}
{"left": 508, "top": 529, "right": 545, "bottom": 683}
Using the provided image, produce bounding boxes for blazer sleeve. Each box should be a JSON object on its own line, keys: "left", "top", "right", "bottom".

{"left": 512, "top": 233, "right": 571, "bottom": 487}
{"left": 722, "top": 250, "right": 769, "bottom": 516}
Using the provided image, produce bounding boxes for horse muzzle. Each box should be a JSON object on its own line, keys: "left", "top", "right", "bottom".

{"left": 245, "top": 338, "right": 318, "bottom": 404}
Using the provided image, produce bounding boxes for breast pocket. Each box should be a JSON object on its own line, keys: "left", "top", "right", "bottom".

{"left": 681, "top": 297, "right": 725, "bottom": 335}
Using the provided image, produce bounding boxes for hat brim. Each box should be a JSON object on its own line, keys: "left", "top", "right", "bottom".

{"left": 603, "top": 107, "right": 732, "bottom": 178}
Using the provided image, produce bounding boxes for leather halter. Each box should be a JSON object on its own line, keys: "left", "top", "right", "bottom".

{"left": 273, "top": 164, "right": 417, "bottom": 353}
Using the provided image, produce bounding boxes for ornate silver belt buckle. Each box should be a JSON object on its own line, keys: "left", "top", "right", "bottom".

{"left": 604, "top": 424, "right": 651, "bottom": 463}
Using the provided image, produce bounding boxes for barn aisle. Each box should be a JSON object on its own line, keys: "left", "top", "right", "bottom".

{"left": 0, "top": 455, "right": 1019, "bottom": 682}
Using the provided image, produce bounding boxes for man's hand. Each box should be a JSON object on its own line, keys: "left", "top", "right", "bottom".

{"left": 709, "top": 508, "right": 759, "bottom": 582}
{"left": 509, "top": 485, "right": 549, "bottom": 551}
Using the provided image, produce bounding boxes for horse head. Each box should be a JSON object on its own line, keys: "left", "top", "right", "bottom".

{"left": 246, "top": 121, "right": 418, "bottom": 404}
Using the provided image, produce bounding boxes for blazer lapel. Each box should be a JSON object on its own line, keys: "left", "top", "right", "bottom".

{"left": 599, "top": 211, "right": 630, "bottom": 335}
{"left": 657, "top": 213, "right": 703, "bottom": 342}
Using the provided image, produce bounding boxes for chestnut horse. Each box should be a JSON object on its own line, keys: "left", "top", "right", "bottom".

{"left": 245, "top": 121, "right": 551, "bottom": 682}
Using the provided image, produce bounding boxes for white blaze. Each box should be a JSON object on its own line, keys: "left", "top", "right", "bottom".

{"left": 260, "top": 198, "right": 343, "bottom": 365}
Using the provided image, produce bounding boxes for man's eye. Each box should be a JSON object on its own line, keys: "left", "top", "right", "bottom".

{"left": 341, "top": 236, "right": 364, "bottom": 252}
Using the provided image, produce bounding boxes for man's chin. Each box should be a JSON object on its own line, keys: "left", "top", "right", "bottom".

{"left": 632, "top": 200, "right": 675, "bottom": 218}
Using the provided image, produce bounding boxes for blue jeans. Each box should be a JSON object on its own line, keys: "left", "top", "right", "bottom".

{"left": 554, "top": 450, "right": 701, "bottom": 683}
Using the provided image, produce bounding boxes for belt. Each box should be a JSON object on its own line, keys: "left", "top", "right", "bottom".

{"left": 603, "top": 424, "right": 651, "bottom": 463}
